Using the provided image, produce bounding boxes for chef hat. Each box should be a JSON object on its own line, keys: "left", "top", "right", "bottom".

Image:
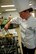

{"left": 15, "top": 0, "right": 30, "bottom": 12}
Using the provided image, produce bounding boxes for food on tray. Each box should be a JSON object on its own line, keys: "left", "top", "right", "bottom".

{"left": 5, "top": 33, "right": 13, "bottom": 38}
{"left": 0, "top": 33, "right": 4, "bottom": 38}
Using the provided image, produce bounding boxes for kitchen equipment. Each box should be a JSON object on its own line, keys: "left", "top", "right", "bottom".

{"left": 0, "top": 28, "right": 21, "bottom": 54}
{"left": 0, "top": 36, "right": 21, "bottom": 54}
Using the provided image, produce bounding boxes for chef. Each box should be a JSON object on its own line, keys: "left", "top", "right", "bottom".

{"left": 4, "top": 0, "right": 35, "bottom": 54}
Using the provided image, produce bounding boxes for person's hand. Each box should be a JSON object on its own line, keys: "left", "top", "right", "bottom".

{"left": 4, "top": 24, "right": 8, "bottom": 30}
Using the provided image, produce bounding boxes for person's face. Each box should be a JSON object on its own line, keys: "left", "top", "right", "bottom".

{"left": 20, "top": 11, "right": 30, "bottom": 20}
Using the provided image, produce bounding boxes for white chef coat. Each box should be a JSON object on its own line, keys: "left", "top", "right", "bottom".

{"left": 10, "top": 16, "right": 35, "bottom": 49}
{"left": 27, "top": 16, "right": 36, "bottom": 48}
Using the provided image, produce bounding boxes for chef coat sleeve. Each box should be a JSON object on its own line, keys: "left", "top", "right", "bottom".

{"left": 10, "top": 17, "right": 20, "bottom": 24}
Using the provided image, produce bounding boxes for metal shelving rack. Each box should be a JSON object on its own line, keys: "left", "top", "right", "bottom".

{"left": 0, "top": 37, "right": 21, "bottom": 54}
{"left": 0, "top": 24, "right": 23, "bottom": 54}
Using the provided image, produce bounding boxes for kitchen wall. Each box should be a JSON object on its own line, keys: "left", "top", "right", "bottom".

{"left": 0, "top": 11, "right": 20, "bottom": 19}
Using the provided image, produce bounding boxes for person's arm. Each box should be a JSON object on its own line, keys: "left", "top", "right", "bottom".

{"left": 4, "top": 20, "right": 11, "bottom": 30}
{"left": 4, "top": 17, "right": 18, "bottom": 30}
